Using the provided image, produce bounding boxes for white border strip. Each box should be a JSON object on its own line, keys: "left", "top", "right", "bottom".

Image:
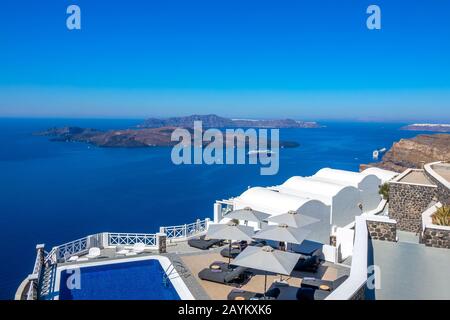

{"left": 54, "top": 255, "right": 194, "bottom": 300}
{"left": 326, "top": 216, "right": 368, "bottom": 300}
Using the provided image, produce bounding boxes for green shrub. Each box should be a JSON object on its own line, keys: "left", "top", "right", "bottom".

{"left": 379, "top": 183, "right": 390, "bottom": 201}
{"left": 432, "top": 206, "right": 450, "bottom": 226}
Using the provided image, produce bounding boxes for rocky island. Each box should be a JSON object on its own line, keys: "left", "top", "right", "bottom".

{"left": 36, "top": 126, "right": 300, "bottom": 149}
{"left": 361, "top": 134, "right": 450, "bottom": 172}
{"left": 34, "top": 114, "right": 320, "bottom": 148}
{"left": 138, "top": 114, "right": 321, "bottom": 129}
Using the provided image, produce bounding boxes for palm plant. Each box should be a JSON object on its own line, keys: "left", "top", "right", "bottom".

{"left": 432, "top": 206, "right": 450, "bottom": 226}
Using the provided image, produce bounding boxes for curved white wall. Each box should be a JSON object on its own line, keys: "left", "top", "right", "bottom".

{"left": 331, "top": 187, "right": 363, "bottom": 227}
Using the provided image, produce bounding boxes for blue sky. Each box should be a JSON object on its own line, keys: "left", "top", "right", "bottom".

{"left": 0, "top": 0, "right": 449, "bottom": 121}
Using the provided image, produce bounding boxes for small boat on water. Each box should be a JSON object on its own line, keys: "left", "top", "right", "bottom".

{"left": 373, "top": 150, "right": 379, "bottom": 159}
{"left": 247, "top": 149, "right": 276, "bottom": 156}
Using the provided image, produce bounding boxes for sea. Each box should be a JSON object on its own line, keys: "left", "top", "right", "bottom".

{"left": 0, "top": 118, "right": 424, "bottom": 299}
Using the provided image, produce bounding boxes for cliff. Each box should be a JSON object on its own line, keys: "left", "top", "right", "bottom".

{"left": 361, "top": 134, "right": 450, "bottom": 173}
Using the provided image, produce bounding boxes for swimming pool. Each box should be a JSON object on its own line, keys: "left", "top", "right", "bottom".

{"left": 55, "top": 256, "right": 194, "bottom": 300}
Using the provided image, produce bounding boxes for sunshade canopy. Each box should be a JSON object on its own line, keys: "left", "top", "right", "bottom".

{"left": 206, "top": 221, "right": 254, "bottom": 242}
{"left": 254, "top": 224, "right": 311, "bottom": 244}
{"left": 232, "top": 245, "right": 299, "bottom": 275}
{"left": 268, "top": 210, "right": 319, "bottom": 228}
{"left": 226, "top": 207, "right": 270, "bottom": 223}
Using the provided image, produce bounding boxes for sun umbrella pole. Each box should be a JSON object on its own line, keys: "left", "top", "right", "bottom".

{"left": 264, "top": 273, "right": 267, "bottom": 298}
{"left": 228, "top": 240, "right": 231, "bottom": 268}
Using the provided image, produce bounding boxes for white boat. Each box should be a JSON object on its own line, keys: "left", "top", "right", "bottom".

{"left": 247, "top": 149, "right": 275, "bottom": 156}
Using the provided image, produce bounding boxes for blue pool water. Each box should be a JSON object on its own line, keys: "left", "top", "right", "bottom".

{"left": 59, "top": 259, "right": 180, "bottom": 300}
{"left": 0, "top": 118, "right": 428, "bottom": 299}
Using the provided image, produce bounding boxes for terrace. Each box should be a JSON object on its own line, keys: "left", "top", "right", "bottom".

{"left": 395, "top": 169, "right": 435, "bottom": 186}
{"left": 169, "top": 242, "right": 350, "bottom": 300}
{"left": 368, "top": 236, "right": 450, "bottom": 300}
{"left": 430, "top": 162, "right": 450, "bottom": 184}
{"left": 28, "top": 238, "right": 350, "bottom": 301}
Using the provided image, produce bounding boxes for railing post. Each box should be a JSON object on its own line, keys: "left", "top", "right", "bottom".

{"left": 214, "top": 203, "right": 221, "bottom": 223}
{"left": 183, "top": 224, "right": 187, "bottom": 238}
{"left": 159, "top": 226, "right": 165, "bottom": 234}
{"left": 53, "top": 246, "right": 60, "bottom": 263}
{"left": 196, "top": 219, "right": 200, "bottom": 233}
{"left": 156, "top": 232, "right": 167, "bottom": 254}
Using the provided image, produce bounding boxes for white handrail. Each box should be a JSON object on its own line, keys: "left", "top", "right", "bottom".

{"left": 56, "top": 236, "right": 89, "bottom": 260}
{"left": 161, "top": 218, "right": 209, "bottom": 240}
{"left": 108, "top": 233, "right": 157, "bottom": 247}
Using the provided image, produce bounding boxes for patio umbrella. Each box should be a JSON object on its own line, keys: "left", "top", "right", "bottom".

{"left": 206, "top": 221, "right": 254, "bottom": 267}
{"left": 253, "top": 224, "right": 311, "bottom": 246}
{"left": 232, "top": 245, "right": 299, "bottom": 296}
{"left": 226, "top": 207, "right": 270, "bottom": 225}
{"left": 267, "top": 210, "right": 320, "bottom": 228}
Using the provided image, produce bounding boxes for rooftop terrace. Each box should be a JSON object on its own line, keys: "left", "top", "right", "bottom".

{"left": 368, "top": 232, "right": 450, "bottom": 300}
{"left": 431, "top": 163, "right": 450, "bottom": 183}
{"left": 52, "top": 241, "right": 350, "bottom": 300}
{"left": 396, "top": 169, "right": 435, "bottom": 186}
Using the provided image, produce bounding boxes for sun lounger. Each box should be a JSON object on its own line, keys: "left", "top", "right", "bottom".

{"left": 300, "top": 275, "right": 349, "bottom": 291}
{"left": 115, "top": 246, "right": 130, "bottom": 256}
{"left": 67, "top": 255, "right": 79, "bottom": 262}
{"left": 131, "top": 242, "right": 146, "bottom": 254}
{"left": 294, "top": 255, "right": 320, "bottom": 272}
{"left": 188, "top": 236, "right": 223, "bottom": 250}
{"left": 220, "top": 240, "right": 266, "bottom": 258}
{"left": 296, "top": 287, "right": 330, "bottom": 300}
{"left": 85, "top": 247, "right": 101, "bottom": 259}
{"left": 227, "top": 287, "right": 281, "bottom": 300}
{"left": 198, "top": 263, "right": 250, "bottom": 286}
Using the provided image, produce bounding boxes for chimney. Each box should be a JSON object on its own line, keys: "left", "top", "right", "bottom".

{"left": 420, "top": 161, "right": 425, "bottom": 169}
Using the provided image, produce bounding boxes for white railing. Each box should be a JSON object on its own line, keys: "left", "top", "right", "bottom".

{"left": 25, "top": 245, "right": 45, "bottom": 300}
{"left": 161, "top": 218, "right": 209, "bottom": 241}
{"left": 56, "top": 236, "right": 89, "bottom": 261}
{"left": 108, "top": 233, "right": 157, "bottom": 247}
{"left": 44, "top": 247, "right": 58, "bottom": 265}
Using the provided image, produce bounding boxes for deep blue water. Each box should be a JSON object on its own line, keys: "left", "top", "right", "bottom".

{"left": 59, "top": 259, "right": 179, "bottom": 300}
{"left": 0, "top": 118, "right": 424, "bottom": 299}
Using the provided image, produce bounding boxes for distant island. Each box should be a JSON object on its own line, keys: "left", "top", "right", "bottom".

{"left": 401, "top": 124, "right": 450, "bottom": 133}
{"left": 34, "top": 114, "right": 321, "bottom": 148}
{"left": 138, "top": 114, "right": 321, "bottom": 129}
{"left": 361, "top": 134, "right": 450, "bottom": 172}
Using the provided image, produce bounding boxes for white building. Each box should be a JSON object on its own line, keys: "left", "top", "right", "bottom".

{"left": 231, "top": 187, "right": 331, "bottom": 243}
{"left": 311, "top": 168, "right": 382, "bottom": 212}
{"left": 361, "top": 167, "right": 399, "bottom": 184}
{"left": 272, "top": 176, "right": 362, "bottom": 228}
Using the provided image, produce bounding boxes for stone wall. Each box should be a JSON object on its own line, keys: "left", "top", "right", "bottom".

{"left": 389, "top": 182, "right": 437, "bottom": 232}
{"left": 425, "top": 171, "right": 450, "bottom": 205}
{"left": 366, "top": 220, "right": 397, "bottom": 242}
{"left": 350, "top": 285, "right": 366, "bottom": 300}
{"left": 422, "top": 227, "right": 450, "bottom": 249}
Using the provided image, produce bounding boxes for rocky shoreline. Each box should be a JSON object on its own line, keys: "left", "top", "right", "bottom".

{"left": 35, "top": 126, "right": 301, "bottom": 149}
{"left": 361, "top": 134, "right": 450, "bottom": 173}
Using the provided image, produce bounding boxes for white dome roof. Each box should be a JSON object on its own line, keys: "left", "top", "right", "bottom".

{"left": 313, "top": 168, "right": 380, "bottom": 187}
{"left": 361, "top": 167, "right": 398, "bottom": 183}
{"left": 234, "top": 187, "right": 326, "bottom": 216}
{"left": 281, "top": 176, "right": 351, "bottom": 198}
